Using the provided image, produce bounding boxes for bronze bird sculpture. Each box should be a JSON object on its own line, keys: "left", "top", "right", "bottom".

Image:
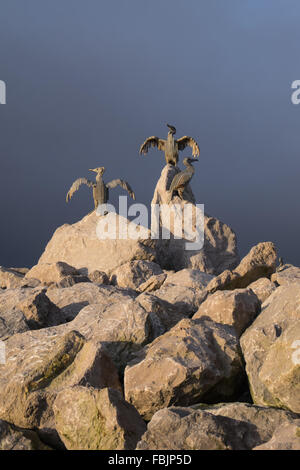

{"left": 168, "top": 157, "right": 198, "bottom": 201}
{"left": 140, "top": 124, "right": 200, "bottom": 165}
{"left": 66, "top": 167, "right": 135, "bottom": 212}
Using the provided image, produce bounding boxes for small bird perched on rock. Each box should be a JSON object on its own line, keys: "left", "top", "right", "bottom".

{"left": 140, "top": 123, "right": 200, "bottom": 166}
{"left": 167, "top": 157, "right": 198, "bottom": 202}
{"left": 66, "top": 167, "right": 135, "bottom": 214}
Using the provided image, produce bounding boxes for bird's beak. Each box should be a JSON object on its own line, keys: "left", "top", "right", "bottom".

{"left": 89, "top": 168, "right": 96, "bottom": 172}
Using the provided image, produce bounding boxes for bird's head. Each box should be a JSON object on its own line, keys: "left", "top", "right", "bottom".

{"left": 167, "top": 123, "right": 176, "bottom": 135}
{"left": 89, "top": 167, "right": 105, "bottom": 176}
{"left": 183, "top": 157, "right": 198, "bottom": 166}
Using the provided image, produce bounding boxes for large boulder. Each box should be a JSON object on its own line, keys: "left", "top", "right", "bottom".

{"left": 25, "top": 262, "right": 80, "bottom": 286}
{"left": 0, "top": 267, "right": 24, "bottom": 289}
{"left": 254, "top": 420, "right": 300, "bottom": 450}
{"left": 271, "top": 265, "right": 300, "bottom": 286}
{"left": 110, "top": 260, "right": 163, "bottom": 290}
{"left": 193, "top": 288, "right": 261, "bottom": 337}
{"left": 145, "top": 268, "right": 214, "bottom": 316}
{"left": 53, "top": 386, "right": 146, "bottom": 450}
{"left": 240, "top": 283, "right": 300, "bottom": 413}
{"left": 193, "top": 402, "right": 299, "bottom": 449}
{"left": 34, "top": 212, "right": 157, "bottom": 276}
{"left": 46, "top": 283, "right": 137, "bottom": 322}
{"left": 136, "top": 406, "right": 252, "bottom": 450}
{"left": 124, "top": 318, "right": 244, "bottom": 420}
{"left": 0, "top": 287, "right": 64, "bottom": 340}
{"left": 247, "top": 277, "right": 277, "bottom": 304}
{"left": 204, "top": 242, "right": 277, "bottom": 294}
{"left": 0, "top": 329, "right": 121, "bottom": 446}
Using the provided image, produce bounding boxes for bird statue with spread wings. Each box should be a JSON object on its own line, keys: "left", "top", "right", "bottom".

{"left": 66, "top": 167, "right": 135, "bottom": 213}
{"left": 139, "top": 124, "right": 200, "bottom": 165}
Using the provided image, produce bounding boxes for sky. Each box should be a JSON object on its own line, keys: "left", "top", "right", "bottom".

{"left": 0, "top": 0, "right": 300, "bottom": 268}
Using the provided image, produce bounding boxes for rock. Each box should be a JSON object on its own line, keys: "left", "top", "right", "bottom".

{"left": 0, "top": 267, "right": 24, "bottom": 289}
{"left": 16, "top": 288, "right": 63, "bottom": 329}
{"left": 9, "top": 267, "right": 29, "bottom": 275}
{"left": 0, "top": 330, "right": 121, "bottom": 446}
{"left": 110, "top": 260, "right": 163, "bottom": 290}
{"left": 66, "top": 297, "right": 163, "bottom": 372}
{"left": 192, "top": 402, "right": 299, "bottom": 449}
{"left": 53, "top": 275, "right": 91, "bottom": 289}
{"left": 137, "top": 273, "right": 167, "bottom": 293}
{"left": 88, "top": 270, "right": 109, "bottom": 285}
{"left": 204, "top": 242, "right": 277, "bottom": 294}
{"left": 193, "top": 288, "right": 261, "bottom": 336}
{"left": 147, "top": 269, "right": 214, "bottom": 316}
{"left": 247, "top": 277, "right": 277, "bottom": 304}
{"left": 254, "top": 420, "right": 300, "bottom": 450}
{"left": 0, "top": 419, "right": 51, "bottom": 450}
{"left": 136, "top": 406, "right": 252, "bottom": 450}
{"left": 271, "top": 265, "right": 300, "bottom": 286}
{"left": 234, "top": 242, "right": 277, "bottom": 286}
{"left": 136, "top": 293, "right": 186, "bottom": 335}
{"left": 240, "top": 283, "right": 300, "bottom": 413}
{"left": 46, "top": 283, "right": 137, "bottom": 322}
{"left": 0, "top": 287, "right": 64, "bottom": 341}
{"left": 25, "top": 262, "right": 80, "bottom": 286}
{"left": 152, "top": 165, "right": 239, "bottom": 275}
{"left": 124, "top": 318, "right": 244, "bottom": 420}
{"left": 53, "top": 386, "right": 146, "bottom": 450}
{"left": 34, "top": 212, "right": 157, "bottom": 276}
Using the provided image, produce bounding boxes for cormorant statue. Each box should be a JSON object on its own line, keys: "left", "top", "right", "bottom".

{"left": 66, "top": 167, "right": 136, "bottom": 213}
{"left": 139, "top": 124, "right": 200, "bottom": 165}
{"left": 168, "top": 157, "right": 198, "bottom": 201}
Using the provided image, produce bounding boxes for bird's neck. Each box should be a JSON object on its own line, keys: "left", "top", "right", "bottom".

{"left": 184, "top": 162, "right": 194, "bottom": 171}
{"left": 95, "top": 173, "right": 103, "bottom": 182}
{"left": 167, "top": 132, "right": 174, "bottom": 142}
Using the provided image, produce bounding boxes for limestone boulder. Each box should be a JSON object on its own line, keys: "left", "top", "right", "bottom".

{"left": 46, "top": 283, "right": 137, "bottom": 322}
{"left": 25, "top": 261, "right": 80, "bottom": 285}
{"left": 137, "top": 273, "right": 167, "bottom": 293}
{"left": 110, "top": 260, "right": 163, "bottom": 290}
{"left": 0, "top": 287, "right": 64, "bottom": 340}
{"left": 53, "top": 386, "right": 146, "bottom": 450}
{"left": 149, "top": 269, "right": 214, "bottom": 316}
{"left": 124, "top": 318, "right": 244, "bottom": 420}
{"left": 193, "top": 402, "right": 299, "bottom": 449}
{"left": 254, "top": 420, "right": 300, "bottom": 450}
{"left": 136, "top": 406, "right": 252, "bottom": 450}
{"left": 0, "top": 267, "right": 24, "bottom": 289}
{"left": 271, "top": 265, "right": 300, "bottom": 286}
{"left": 0, "top": 329, "right": 121, "bottom": 446}
{"left": 193, "top": 288, "right": 261, "bottom": 336}
{"left": 0, "top": 419, "right": 51, "bottom": 450}
{"left": 35, "top": 212, "right": 158, "bottom": 276}
{"left": 88, "top": 270, "right": 109, "bottom": 285}
{"left": 240, "top": 283, "right": 300, "bottom": 413}
{"left": 247, "top": 277, "right": 277, "bottom": 304}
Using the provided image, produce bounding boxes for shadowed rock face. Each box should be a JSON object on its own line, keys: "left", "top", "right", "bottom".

{"left": 136, "top": 403, "right": 300, "bottom": 450}
{"left": 0, "top": 419, "right": 51, "bottom": 450}
{"left": 254, "top": 420, "right": 300, "bottom": 450}
{"left": 53, "top": 386, "right": 146, "bottom": 450}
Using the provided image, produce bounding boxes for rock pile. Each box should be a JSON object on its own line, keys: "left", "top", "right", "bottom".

{"left": 0, "top": 165, "right": 299, "bottom": 450}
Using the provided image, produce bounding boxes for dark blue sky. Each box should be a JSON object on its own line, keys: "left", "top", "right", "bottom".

{"left": 0, "top": 0, "right": 300, "bottom": 268}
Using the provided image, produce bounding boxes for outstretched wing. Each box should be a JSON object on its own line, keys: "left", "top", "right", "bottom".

{"left": 107, "top": 179, "right": 136, "bottom": 200}
{"left": 139, "top": 136, "right": 166, "bottom": 155}
{"left": 176, "top": 136, "right": 200, "bottom": 157}
{"left": 66, "top": 178, "right": 94, "bottom": 202}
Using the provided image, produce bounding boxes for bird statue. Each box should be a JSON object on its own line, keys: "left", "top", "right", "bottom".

{"left": 66, "top": 167, "right": 135, "bottom": 214}
{"left": 139, "top": 123, "right": 200, "bottom": 165}
{"left": 167, "top": 157, "right": 198, "bottom": 202}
